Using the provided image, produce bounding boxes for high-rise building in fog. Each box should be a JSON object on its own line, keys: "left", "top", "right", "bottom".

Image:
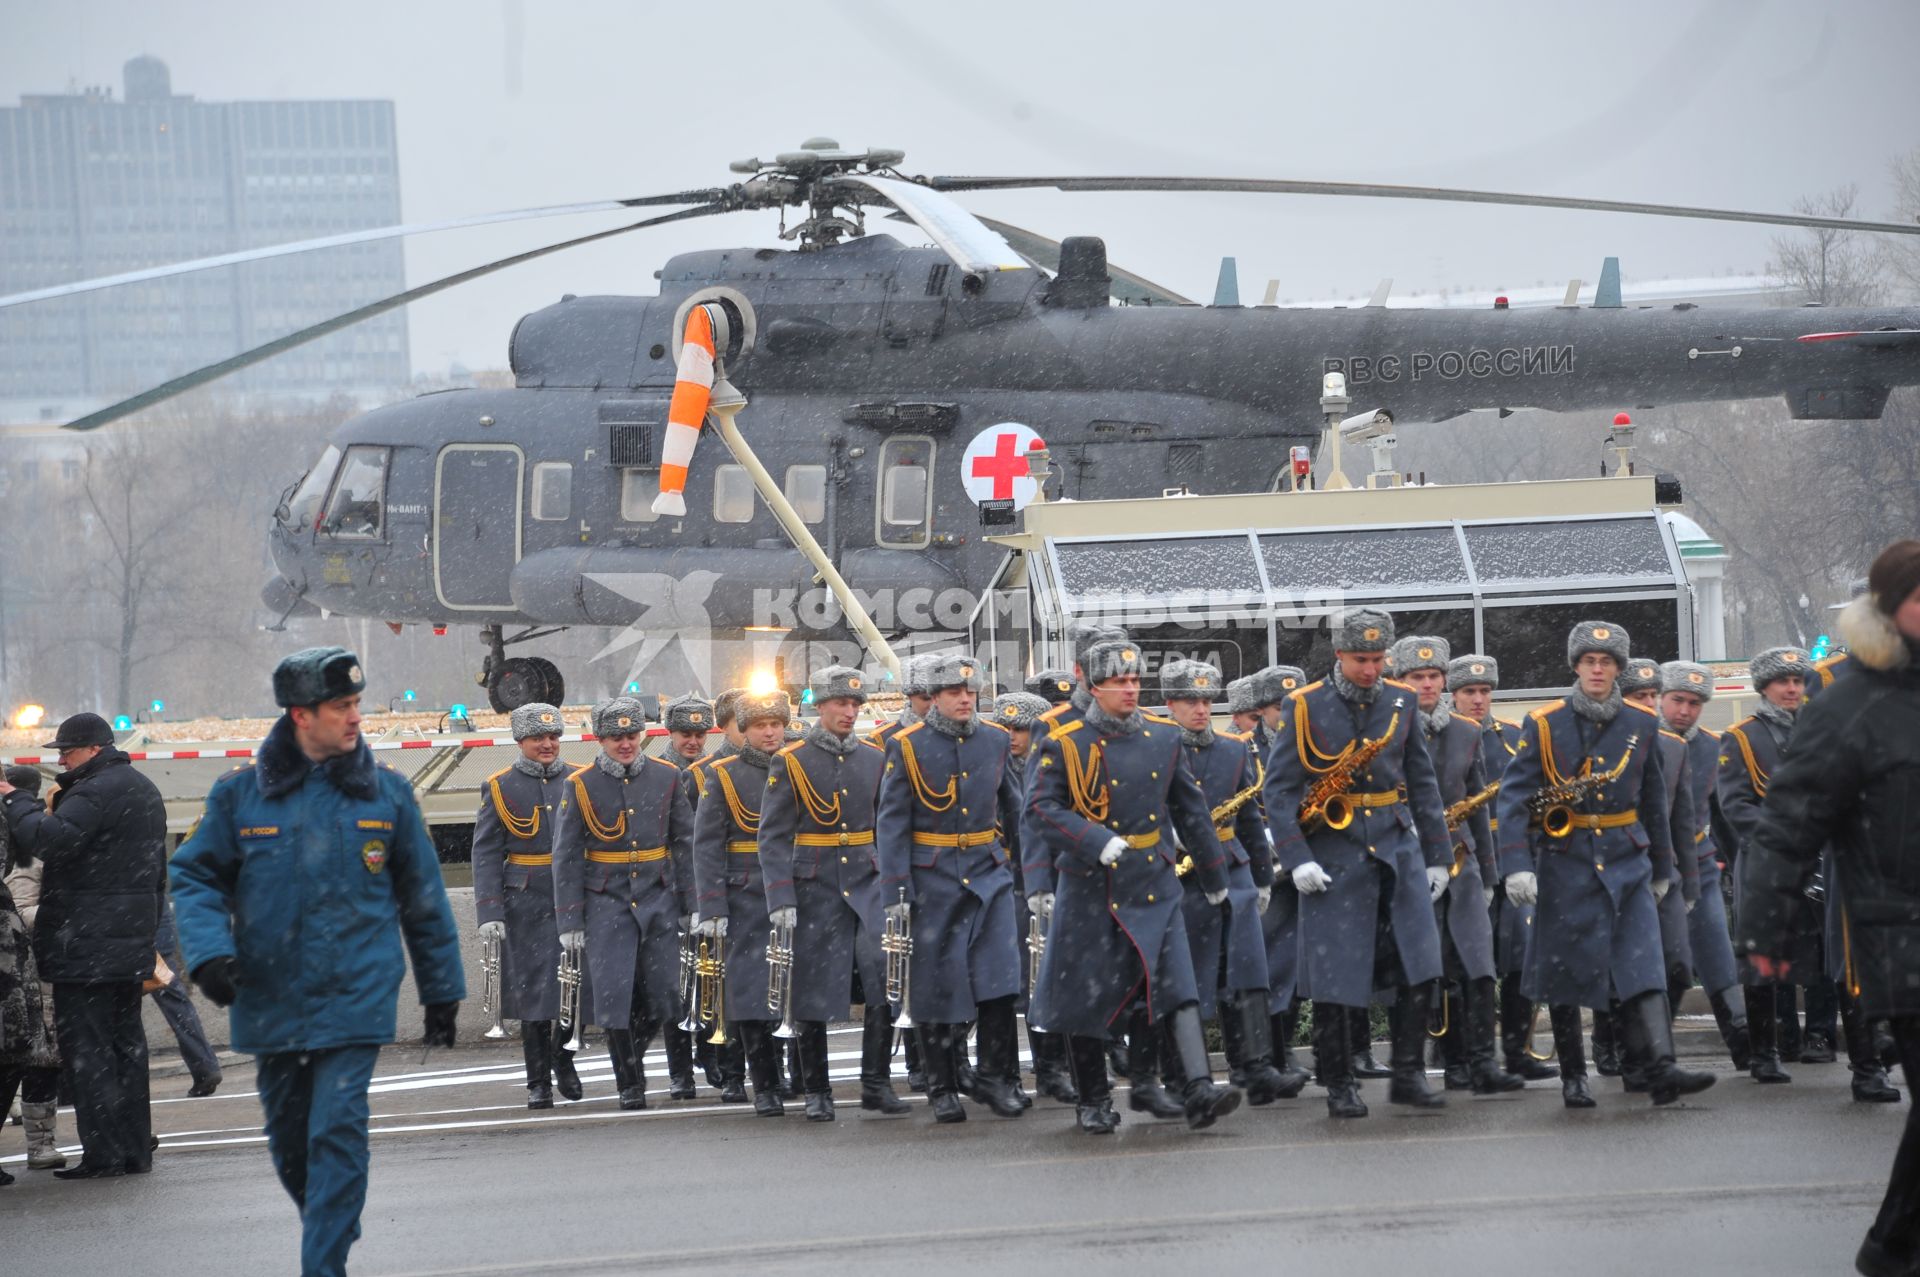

{"left": 0, "top": 56, "right": 409, "bottom": 419}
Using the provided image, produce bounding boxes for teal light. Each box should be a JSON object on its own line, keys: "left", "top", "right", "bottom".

{"left": 149, "top": 699, "right": 165, "bottom": 713}
{"left": 403, "top": 689, "right": 417, "bottom": 702}
{"left": 113, "top": 715, "right": 133, "bottom": 731}
{"left": 449, "top": 703, "right": 468, "bottom": 718}
{"left": 800, "top": 687, "right": 816, "bottom": 705}
{"left": 626, "top": 681, "right": 641, "bottom": 694}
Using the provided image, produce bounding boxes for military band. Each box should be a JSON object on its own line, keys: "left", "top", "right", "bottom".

{"left": 551, "top": 696, "right": 697, "bottom": 1110}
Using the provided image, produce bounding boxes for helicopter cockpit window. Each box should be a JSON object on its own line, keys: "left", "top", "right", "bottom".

{"left": 531, "top": 461, "right": 572, "bottom": 522}
{"left": 284, "top": 444, "right": 341, "bottom": 533}
{"left": 713, "top": 464, "right": 756, "bottom": 524}
{"left": 784, "top": 465, "right": 827, "bottom": 525}
{"left": 319, "top": 445, "right": 389, "bottom": 540}
{"left": 877, "top": 437, "right": 933, "bottom": 548}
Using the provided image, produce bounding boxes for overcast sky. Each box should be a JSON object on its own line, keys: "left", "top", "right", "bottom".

{"left": 7, "top": 0, "right": 1918, "bottom": 377}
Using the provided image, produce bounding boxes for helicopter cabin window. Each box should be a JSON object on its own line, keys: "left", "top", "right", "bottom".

{"left": 784, "top": 465, "right": 827, "bottom": 524}
{"left": 284, "top": 443, "right": 342, "bottom": 533}
{"left": 713, "top": 465, "right": 756, "bottom": 524}
{"left": 320, "top": 445, "right": 389, "bottom": 540}
{"left": 877, "top": 437, "right": 933, "bottom": 548}
{"left": 530, "top": 461, "right": 572, "bottom": 521}
{"left": 618, "top": 469, "right": 662, "bottom": 523}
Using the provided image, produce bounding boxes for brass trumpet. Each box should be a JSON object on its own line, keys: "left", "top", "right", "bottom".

{"left": 1026, "top": 909, "right": 1048, "bottom": 1033}
{"left": 768, "top": 919, "right": 798, "bottom": 1040}
{"left": 676, "top": 929, "right": 702, "bottom": 1034}
{"left": 479, "top": 928, "right": 503, "bottom": 1034}
{"left": 557, "top": 942, "right": 584, "bottom": 1036}
{"left": 883, "top": 889, "right": 913, "bottom": 1030}
{"left": 1524, "top": 1000, "right": 1557, "bottom": 1062}
{"left": 696, "top": 936, "right": 729, "bottom": 1046}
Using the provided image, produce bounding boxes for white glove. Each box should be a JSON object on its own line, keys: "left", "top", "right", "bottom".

{"left": 678, "top": 914, "right": 693, "bottom": 932}
{"left": 769, "top": 906, "right": 797, "bottom": 930}
{"left": 1292, "top": 862, "right": 1332, "bottom": 894}
{"left": 1652, "top": 877, "right": 1671, "bottom": 903}
{"left": 559, "top": 930, "right": 586, "bottom": 956}
{"left": 477, "top": 920, "right": 505, "bottom": 942}
{"left": 886, "top": 900, "right": 913, "bottom": 925}
{"left": 1426, "top": 866, "right": 1450, "bottom": 902}
{"left": 1027, "top": 891, "right": 1054, "bottom": 920}
{"left": 1256, "top": 886, "right": 1272, "bottom": 915}
{"left": 1505, "top": 872, "right": 1538, "bottom": 907}
{"left": 1098, "top": 837, "right": 1128, "bottom": 867}
{"left": 697, "top": 915, "right": 728, "bottom": 939}
{"left": 1483, "top": 884, "right": 1496, "bottom": 908}
{"left": 1205, "top": 888, "right": 1229, "bottom": 907}
{"left": 1685, "top": 897, "right": 1697, "bottom": 914}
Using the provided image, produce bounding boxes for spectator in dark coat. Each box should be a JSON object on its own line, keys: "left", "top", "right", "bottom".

{"left": 0, "top": 712, "right": 168, "bottom": 1179}
{"left": 1736, "top": 540, "right": 1920, "bottom": 1277}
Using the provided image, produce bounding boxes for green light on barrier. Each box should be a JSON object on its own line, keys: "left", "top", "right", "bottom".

{"left": 1810, "top": 634, "right": 1832, "bottom": 660}
{"left": 150, "top": 699, "right": 165, "bottom": 714}
{"left": 113, "top": 715, "right": 133, "bottom": 731}
{"left": 626, "top": 681, "right": 641, "bottom": 694}
{"left": 403, "top": 689, "right": 416, "bottom": 702}
{"left": 449, "top": 703, "right": 468, "bottom": 718}
{"left": 800, "top": 687, "right": 815, "bottom": 705}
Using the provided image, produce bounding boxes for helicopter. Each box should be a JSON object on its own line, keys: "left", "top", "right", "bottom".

{"left": 18, "top": 138, "right": 1920, "bottom": 711}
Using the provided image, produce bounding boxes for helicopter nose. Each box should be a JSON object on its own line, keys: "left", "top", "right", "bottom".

{"left": 261, "top": 574, "right": 319, "bottom": 621}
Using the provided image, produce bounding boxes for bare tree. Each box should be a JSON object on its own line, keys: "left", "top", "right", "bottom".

{"left": 1767, "top": 184, "right": 1885, "bottom": 308}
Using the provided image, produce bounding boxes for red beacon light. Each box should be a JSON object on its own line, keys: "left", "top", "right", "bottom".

{"left": 432, "top": 624, "right": 448, "bottom": 636}
{"left": 1493, "top": 295, "right": 1509, "bottom": 310}
{"left": 1613, "top": 412, "right": 1632, "bottom": 427}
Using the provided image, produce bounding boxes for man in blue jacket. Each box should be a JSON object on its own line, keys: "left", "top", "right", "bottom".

{"left": 171, "top": 648, "right": 465, "bottom": 1277}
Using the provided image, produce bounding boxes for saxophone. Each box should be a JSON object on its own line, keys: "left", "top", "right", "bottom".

{"left": 1443, "top": 780, "right": 1502, "bottom": 875}
{"left": 1299, "top": 711, "right": 1400, "bottom": 834}
{"left": 1175, "top": 779, "right": 1265, "bottom": 877}
{"left": 1526, "top": 736, "right": 1637, "bottom": 839}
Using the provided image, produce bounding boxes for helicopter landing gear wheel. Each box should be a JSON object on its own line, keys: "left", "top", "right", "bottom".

{"left": 526, "top": 656, "right": 566, "bottom": 708}
{"left": 487, "top": 657, "right": 551, "bottom": 714}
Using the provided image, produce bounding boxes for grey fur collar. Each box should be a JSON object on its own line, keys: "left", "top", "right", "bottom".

{"left": 896, "top": 706, "right": 923, "bottom": 730}
{"left": 1070, "top": 687, "right": 1093, "bottom": 713}
{"left": 595, "top": 752, "right": 647, "bottom": 780}
{"left": 738, "top": 744, "right": 775, "bottom": 771}
{"left": 1085, "top": 701, "right": 1144, "bottom": 736}
{"left": 1420, "top": 704, "right": 1453, "bottom": 738}
{"left": 1567, "top": 685, "right": 1623, "bottom": 725}
{"left": 1660, "top": 716, "right": 1699, "bottom": 743}
{"left": 806, "top": 722, "right": 861, "bottom": 756}
{"left": 924, "top": 706, "right": 976, "bottom": 740}
{"left": 514, "top": 756, "right": 570, "bottom": 780}
{"left": 1180, "top": 726, "right": 1214, "bottom": 749}
{"left": 1753, "top": 699, "right": 1796, "bottom": 737}
{"left": 1331, "top": 667, "right": 1377, "bottom": 705}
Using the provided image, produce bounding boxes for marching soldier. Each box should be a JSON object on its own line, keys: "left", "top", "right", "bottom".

{"left": 1493, "top": 621, "right": 1714, "bottom": 1109}
{"left": 1025, "top": 669, "right": 1075, "bottom": 707}
{"left": 693, "top": 689, "right": 791, "bottom": 1116}
{"left": 471, "top": 703, "right": 583, "bottom": 1108}
{"left": 1447, "top": 655, "right": 1553, "bottom": 1081}
{"left": 870, "top": 655, "right": 935, "bottom": 749}
{"left": 1263, "top": 610, "right": 1451, "bottom": 1118}
{"left": 877, "top": 653, "right": 1027, "bottom": 1123}
{"left": 711, "top": 689, "right": 747, "bottom": 759}
{"left": 659, "top": 693, "right": 743, "bottom": 1101}
{"left": 1027, "top": 638, "right": 1242, "bottom": 1134}
{"left": 1659, "top": 661, "right": 1753, "bottom": 1073}
{"left": 990, "top": 691, "right": 1077, "bottom": 1105}
{"left": 1161, "top": 660, "right": 1302, "bottom": 1104}
{"left": 757, "top": 667, "right": 907, "bottom": 1120}
{"left": 552, "top": 696, "right": 696, "bottom": 1110}
{"left": 1390, "top": 637, "right": 1522, "bottom": 1096}
{"left": 1225, "top": 675, "right": 1264, "bottom": 737}
{"left": 1613, "top": 660, "right": 1701, "bottom": 1092}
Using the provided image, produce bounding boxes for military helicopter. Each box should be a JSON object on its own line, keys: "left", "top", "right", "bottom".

{"left": 18, "top": 139, "right": 1920, "bottom": 711}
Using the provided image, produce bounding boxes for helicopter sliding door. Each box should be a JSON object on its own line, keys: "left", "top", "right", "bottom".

{"left": 434, "top": 443, "right": 524, "bottom": 610}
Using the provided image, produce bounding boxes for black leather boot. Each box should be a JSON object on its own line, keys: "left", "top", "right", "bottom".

{"left": 970, "top": 999, "right": 1027, "bottom": 1118}
{"left": 741, "top": 1022, "right": 785, "bottom": 1117}
{"left": 1747, "top": 984, "right": 1792, "bottom": 1083}
{"left": 1803, "top": 975, "right": 1839, "bottom": 1063}
{"left": 1439, "top": 984, "right": 1471, "bottom": 1090}
{"left": 1126, "top": 1006, "right": 1186, "bottom": 1118}
{"left": 552, "top": 1022, "right": 584, "bottom": 1102}
{"left": 1350, "top": 1005, "right": 1392, "bottom": 1078}
{"left": 523, "top": 1020, "right": 555, "bottom": 1109}
{"left": 1272, "top": 1007, "right": 1312, "bottom": 1096}
{"left": 1170, "top": 1003, "right": 1243, "bottom": 1129}
{"left": 1776, "top": 987, "right": 1803, "bottom": 1063}
{"left": 861, "top": 1010, "right": 909, "bottom": 1114}
{"left": 1316, "top": 1008, "right": 1367, "bottom": 1118}
{"left": 1500, "top": 979, "right": 1556, "bottom": 1080}
{"left": 1465, "top": 977, "right": 1524, "bottom": 1094}
{"left": 1030, "top": 1024, "right": 1079, "bottom": 1104}
{"left": 902, "top": 1025, "right": 927, "bottom": 1093}
{"left": 953, "top": 1022, "right": 979, "bottom": 1100}
{"left": 717, "top": 1037, "right": 749, "bottom": 1103}
{"left": 1620, "top": 990, "right": 1715, "bottom": 1105}
{"left": 1708, "top": 987, "right": 1752, "bottom": 1072}
{"left": 1590, "top": 1002, "right": 1623, "bottom": 1077}
{"left": 1108, "top": 1035, "right": 1132, "bottom": 1080}
{"left": 663, "top": 1024, "right": 697, "bottom": 1100}
{"left": 1551, "top": 1004, "right": 1594, "bottom": 1108}
{"left": 1842, "top": 992, "right": 1902, "bottom": 1103}
{"left": 799, "top": 1021, "right": 835, "bottom": 1122}
{"left": 1068, "top": 1034, "right": 1120, "bottom": 1134}
{"left": 1388, "top": 983, "right": 1447, "bottom": 1109}
{"left": 1225, "top": 991, "right": 1299, "bottom": 1104}
{"left": 923, "top": 1023, "right": 967, "bottom": 1124}
{"left": 606, "top": 1028, "right": 647, "bottom": 1110}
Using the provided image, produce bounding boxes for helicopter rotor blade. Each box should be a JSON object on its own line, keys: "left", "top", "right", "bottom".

{"left": 1, "top": 189, "right": 731, "bottom": 310}
{"left": 61, "top": 202, "right": 735, "bottom": 433}
{"left": 968, "top": 216, "right": 1195, "bottom": 306}
{"left": 927, "top": 175, "right": 1920, "bottom": 238}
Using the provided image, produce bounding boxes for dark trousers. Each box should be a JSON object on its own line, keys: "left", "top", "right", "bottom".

{"left": 52, "top": 981, "right": 151, "bottom": 1172}
{"left": 150, "top": 972, "right": 221, "bottom": 1083}
{"left": 1868, "top": 1017, "right": 1920, "bottom": 1263}
{"left": 256, "top": 1044, "right": 382, "bottom": 1277}
{"left": 0, "top": 1064, "right": 60, "bottom": 1113}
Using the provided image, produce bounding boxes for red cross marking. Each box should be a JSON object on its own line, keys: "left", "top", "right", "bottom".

{"left": 970, "top": 431, "right": 1030, "bottom": 500}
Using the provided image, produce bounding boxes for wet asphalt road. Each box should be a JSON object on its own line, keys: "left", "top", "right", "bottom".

{"left": 3, "top": 1025, "right": 1902, "bottom": 1276}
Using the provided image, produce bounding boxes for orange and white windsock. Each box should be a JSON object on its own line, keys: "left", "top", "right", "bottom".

{"left": 652, "top": 304, "right": 717, "bottom": 517}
